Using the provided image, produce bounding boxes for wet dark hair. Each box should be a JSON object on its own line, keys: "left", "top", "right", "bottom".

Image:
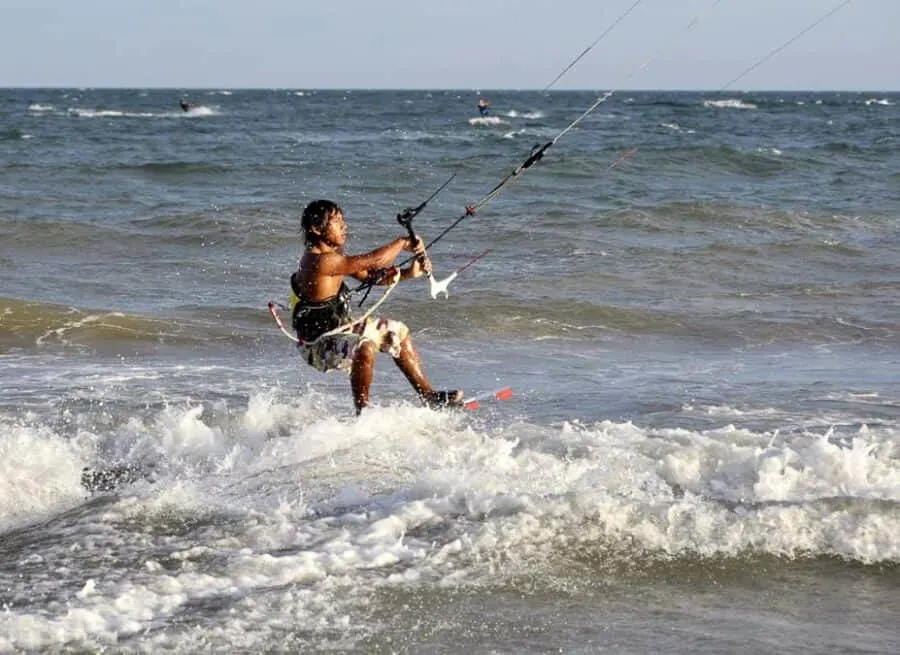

{"left": 301, "top": 199, "right": 342, "bottom": 246}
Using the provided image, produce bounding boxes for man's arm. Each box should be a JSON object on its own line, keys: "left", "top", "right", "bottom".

{"left": 337, "top": 236, "right": 427, "bottom": 282}
{"left": 355, "top": 252, "right": 430, "bottom": 287}
{"left": 345, "top": 237, "right": 409, "bottom": 281}
{"left": 352, "top": 236, "right": 431, "bottom": 283}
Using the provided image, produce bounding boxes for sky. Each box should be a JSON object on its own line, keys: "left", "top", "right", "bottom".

{"left": 1, "top": 0, "right": 897, "bottom": 90}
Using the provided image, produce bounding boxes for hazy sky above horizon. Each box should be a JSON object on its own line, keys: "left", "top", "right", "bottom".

{"left": 2, "top": 0, "right": 897, "bottom": 90}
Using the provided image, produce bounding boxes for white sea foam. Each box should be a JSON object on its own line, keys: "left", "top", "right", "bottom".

{"left": 755, "top": 146, "right": 783, "bottom": 155}
{"left": 35, "top": 311, "right": 128, "bottom": 347}
{"left": 66, "top": 106, "right": 217, "bottom": 118}
{"left": 181, "top": 105, "right": 216, "bottom": 116}
{"left": 703, "top": 98, "right": 757, "bottom": 109}
{"left": 661, "top": 122, "right": 696, "bottom": 134}
{"left": 468, "top": 116, "right": 505, "bottom": 126}
{"left": 69, "top": 108, "right": 137, "bottom": 118}
{"left": 0, "top": 420, "right": 88, "bottom": 521}
{"left": 1, "top": 390, "right": 897, "bottom": 650}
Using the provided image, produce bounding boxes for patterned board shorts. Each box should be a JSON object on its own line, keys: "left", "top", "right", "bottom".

{"left": 298, "top": 316, "right": 409, "bottom": 374}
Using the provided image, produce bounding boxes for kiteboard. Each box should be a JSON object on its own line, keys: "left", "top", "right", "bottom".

{"left": 462, "top": 386, "right": 512, "bottom": 411}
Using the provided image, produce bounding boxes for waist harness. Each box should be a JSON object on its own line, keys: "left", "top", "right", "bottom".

{"left": 289, "top": 277, "right": 352, "bottom": 343}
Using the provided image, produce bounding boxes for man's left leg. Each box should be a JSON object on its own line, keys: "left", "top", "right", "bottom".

{"left": 394, "top": 335, "right": 463, "bottom": 407}
{"left": 392, "top": 334, "right": 433, "bottom": 396}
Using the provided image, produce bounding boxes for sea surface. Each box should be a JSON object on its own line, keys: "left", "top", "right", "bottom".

{"left": 1, "top": 88, "right": 898, "bottom": 653}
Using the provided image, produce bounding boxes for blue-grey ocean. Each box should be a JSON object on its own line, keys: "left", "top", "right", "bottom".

{"left": 1, "top": 88, "right": 898, "bottom": 653}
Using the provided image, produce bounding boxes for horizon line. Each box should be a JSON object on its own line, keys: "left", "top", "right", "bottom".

{"left": 3, "top": 85, "right": 899, "bottom": 93}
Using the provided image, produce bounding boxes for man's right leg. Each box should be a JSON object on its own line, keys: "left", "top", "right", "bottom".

{"left": 350, "top": 340, "right": 377, "bottom": 414}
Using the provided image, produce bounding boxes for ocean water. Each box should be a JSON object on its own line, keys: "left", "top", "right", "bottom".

{"left": 1, "top": 88, "right": 898, "bottom": 653}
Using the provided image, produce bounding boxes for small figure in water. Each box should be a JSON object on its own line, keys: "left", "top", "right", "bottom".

{"left": 179, "top": 98, "right": 194, "bottom": 112}
{"left": 290, "top": 200, "right": 464, "bottom": 414}
{"left": 477, "top": 97, "right": 491, "bottom": 116}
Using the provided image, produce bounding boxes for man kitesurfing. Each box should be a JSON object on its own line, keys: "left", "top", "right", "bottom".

{"left": 268, "top": 0, "right": 850, "bottom": 418}
{"left": 288, "top": 199, "right": 464, "bottom": 414}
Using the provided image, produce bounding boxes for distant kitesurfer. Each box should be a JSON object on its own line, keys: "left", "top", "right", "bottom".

{"left": 477, "top": 97, "right": 491, "bottom": 116}
{"left": 290, "top": 199, "right": 464, "bottom": 414}
{"left": 179, "top": 98, "right": 193, "bottom": 112}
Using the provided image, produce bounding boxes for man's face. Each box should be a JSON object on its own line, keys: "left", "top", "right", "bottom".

{"left": 321, "top": 210, "right": 347, "bottom": 247}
